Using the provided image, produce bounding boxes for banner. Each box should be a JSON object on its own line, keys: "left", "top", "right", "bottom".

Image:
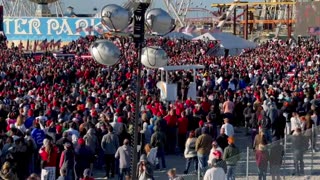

{"left": 3, "top": 17, "right": 108, "bottom": 41}
{"left": 309, "top": 27, "right": 320, "bottom": 36}
{"left": 295, "top": 2, "right": 320, "bottom": 36}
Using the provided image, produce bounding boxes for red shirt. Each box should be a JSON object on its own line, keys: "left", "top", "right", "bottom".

{"left": 177, "top": 117, "right": 188, "bottom": 134}
{"left": 164, "top": 115, "right": 178, "bottom": 127}
{"left": 39, "top": 146, "right": 59, "bottom": 167}
{"left": 201, "top": 101, "right": 210, "bottom": 113}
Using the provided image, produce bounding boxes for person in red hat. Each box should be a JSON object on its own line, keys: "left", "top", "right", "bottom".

{"left": 75, "top": 138, "right": 94, "bottom": 179}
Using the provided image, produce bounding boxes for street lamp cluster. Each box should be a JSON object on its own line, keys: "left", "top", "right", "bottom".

{"left": 89, "top": 0, "right": 175, "bottom": 179}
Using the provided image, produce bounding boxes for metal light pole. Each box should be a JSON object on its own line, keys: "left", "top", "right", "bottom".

{"left": 90, "top": 1, "right": 174, "bottom": 179}
{"left": 131, "top": 2, "right": 150, "bottom": 179}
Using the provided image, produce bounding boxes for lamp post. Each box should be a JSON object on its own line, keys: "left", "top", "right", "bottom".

{"left": 131, "top": 2, "right": 149, "bottom": 179}
{"left": 90, "top": 1, "right": 174, "bottom": 179}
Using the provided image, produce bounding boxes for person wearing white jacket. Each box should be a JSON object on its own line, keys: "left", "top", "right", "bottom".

{"left": 204, "top": 159, "right": 226, "bottom": 180}
{"left": 208, "top": 141, "right": 223, "bottom": 166}
{"left": 290, "top": 112, "right": 302, "bottom": 134}
{"left": 183, "top": 131, "right": 197, "bottom": 174}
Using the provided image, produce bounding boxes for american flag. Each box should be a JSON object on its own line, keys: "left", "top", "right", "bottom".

{"left": 33, "top": 40, "right": 39, "bottom": 52}
{"left": 124, "top": 24, "right": 133, "bottom": 33}
{"left": 85, "top": 26, "right": 94, "bottom": 33}
{"left": 26, "top": 40, "right": 29, "bottom": 51}
{"left": 309, "top": 27, "right": 320, "bottom": 35}
{"left": 40, "top": 39, "right": 47, "bottom": 50}
{"left": 94, "top": 26, "right": 104, "bottom": 34}
{"left": 183, "top": 25, "right": 196, "bottom": 34}
{"left": 54, "top": 39, "right": 62, "bottom": 50}
{"left": 209, "top": 28, "right": 221, "bottom": 33}
{"left": 76, "top": 27, "right": 83, "bottom": 33}
{"left": 18, "top": 40, "right": 23, "bottom": 50}
{"left": 49, "top": 39, "right": 54, "bottom": 49}
{"left": 177, "top": 27, "right": 185, "bottom": 33}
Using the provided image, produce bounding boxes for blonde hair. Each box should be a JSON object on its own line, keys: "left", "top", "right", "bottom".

{"left": 144, "top": 144, "right": 152, "bottom": 154}
{"left": 167, "top": 168, "right": 176, "bottom": 176}
{"left": 16, "top": 115, "right": 25, "bottom": 126}
{"left": 1, "top": 161, "right": 10, "bottom": 171}
{"left": 141, "top": 113, "right": 147, "bottom": 122}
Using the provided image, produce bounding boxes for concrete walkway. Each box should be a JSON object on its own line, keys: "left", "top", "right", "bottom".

{"left": 93, "top": 127, "right": 320, "bottom": 179}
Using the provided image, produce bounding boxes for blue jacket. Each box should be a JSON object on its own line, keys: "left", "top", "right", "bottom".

{"left": 31, "top": 128, "right": 45, "bottom": 148}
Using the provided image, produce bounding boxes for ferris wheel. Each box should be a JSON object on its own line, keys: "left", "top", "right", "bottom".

{"left": 163, "top": 0, "right": 192, "bottom": 27}
{"left": 0, "top": 0, "right": 63, "bottom": 17}
{"left": 123, "top": 0, "right": 212, "bottom": 27}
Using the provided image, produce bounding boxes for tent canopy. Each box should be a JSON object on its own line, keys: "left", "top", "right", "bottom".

{"left": 193, "top": 32, "right": 257, "bottom": 49}
{"left": 164, "top": 32, "right": 195, "bottom": 40}
{"left": 159, "top": 65, "right": 205, "bottom": 71}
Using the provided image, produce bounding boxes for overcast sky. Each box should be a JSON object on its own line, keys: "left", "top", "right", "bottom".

{"left": 61, "top": 0, "right": 216, "bottom": 14}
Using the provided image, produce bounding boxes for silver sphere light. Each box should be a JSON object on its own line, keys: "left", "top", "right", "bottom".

{"left": 101, "top": 4, "right": 130, "bottom": 32}
{"left": 146, "top": 8, "right": 175, "bottom": 35}
{"left": 141, "top": 46, "right": 169, "bottom": 68}
{"left": 90, "top": 40, "right": 121, "bottom": 66}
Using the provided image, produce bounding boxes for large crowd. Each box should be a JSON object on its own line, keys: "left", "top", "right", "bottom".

{"left": 0, "top": 32, "right": 319, "bottom": 180}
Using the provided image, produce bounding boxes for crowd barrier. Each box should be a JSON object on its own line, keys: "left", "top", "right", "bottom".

{"left": 181, "top": 125, "right": 319, "bottom": 180}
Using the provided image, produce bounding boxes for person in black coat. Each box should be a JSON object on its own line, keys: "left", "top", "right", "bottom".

{"left": 243, "top": 103, "right": 253, "bottom": 135}
{"left": 75, "top": 138, "right": 94, "bottom": 179}
{"left": 216, "top": 128, "right": 229, "bottom": 151}
{"left": 272, "top": 110, "right": 286, "bottom": 141}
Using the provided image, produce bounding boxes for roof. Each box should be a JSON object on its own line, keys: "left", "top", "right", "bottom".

{"left": 159, "top": 65, "right": 205, "bottom": 71}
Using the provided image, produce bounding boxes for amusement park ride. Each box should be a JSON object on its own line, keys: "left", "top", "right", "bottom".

{"left": 146, "top": 0, "right": 297, "bottom": 38}
{"left": 0, "top": 0, "right": 301, "bottom": 39}
{"left": 0, "top": 0, "right": 63, "bottom": 17}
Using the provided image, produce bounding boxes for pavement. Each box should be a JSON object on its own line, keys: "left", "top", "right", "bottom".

{"left": 93, "top": 127, "right": 320, "bottom": 180}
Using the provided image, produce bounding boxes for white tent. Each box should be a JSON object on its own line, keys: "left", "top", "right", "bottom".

{"left": 193, "top": 32, "right": 257, "bottom": 49}
{"left": 164, "top": 32, "right": 194, "bottom": 40}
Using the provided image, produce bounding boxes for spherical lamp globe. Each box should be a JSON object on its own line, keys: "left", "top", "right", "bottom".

{"left": 101, "top": 4, "right": 130, "bottom": 32}
{"left": 146, "top": 8, "right": 175, "bottom": 35}
{"left": 90, "top": 40, "right": 121, "bottom": 66}
{"left": 141, "top": 46, "right": 168, "bottom": 68}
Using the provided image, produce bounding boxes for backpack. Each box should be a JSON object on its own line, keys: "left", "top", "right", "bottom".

{"left": 155, "top": 133, "right": 162, "bottom": 147}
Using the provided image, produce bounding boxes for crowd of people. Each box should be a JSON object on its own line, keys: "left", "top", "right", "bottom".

{"left": 0, "top": 32, "right": 318, "bottom": 180}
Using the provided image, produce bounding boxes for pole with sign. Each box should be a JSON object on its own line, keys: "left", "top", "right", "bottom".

{"left": 131, "top": 2, "right": 150, "bottom": 179}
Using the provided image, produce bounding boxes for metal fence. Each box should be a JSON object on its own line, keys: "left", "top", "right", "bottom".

{"left": 180, "top": 125, "right": 319, "bottom": 180}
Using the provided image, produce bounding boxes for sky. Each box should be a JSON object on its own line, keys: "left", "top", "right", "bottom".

{"left": 62, "top": 0, "right": 231, "bottom": 14}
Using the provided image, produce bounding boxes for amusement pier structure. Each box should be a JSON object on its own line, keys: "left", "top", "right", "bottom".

{"left": 0, "top": 0, "right": 317, "bottom": 42}
{"left": 0, "top": 0, "right": 63, "bottom": 17}
{"left": 128, "top": 0, "right": 301, "bottom": 39}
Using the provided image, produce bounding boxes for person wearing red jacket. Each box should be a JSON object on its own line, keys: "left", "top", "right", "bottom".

{"left": 177, "top": 111, "right": 188, "bottom": 153}
{"left": 255, "top": 144, "right": 269, "bottom": 180}
{"left": 39, "top": 138, "right": 59, "bottom": 180}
